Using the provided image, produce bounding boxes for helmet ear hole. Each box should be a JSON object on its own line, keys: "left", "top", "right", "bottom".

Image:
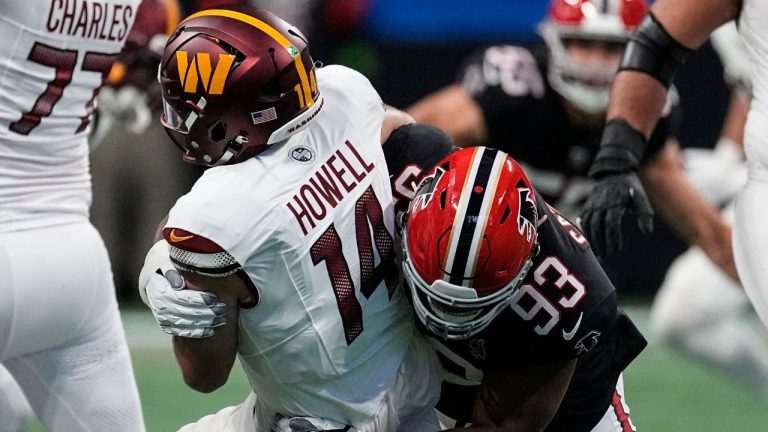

{"left": 209, "top": 121, "right": 226, "bottom": 141}
{"left": 439, "top": 189, "right": 447, "bottom": 210}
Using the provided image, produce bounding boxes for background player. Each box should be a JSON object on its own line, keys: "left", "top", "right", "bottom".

{"left": 0, "top": 0, "right": 145, "bottom": 430}
{"left": 648, "top": 22, "right": 768, "bottom": 395}
{"left": 398, "top": 146, "right": 646, "bottom": 431}
{"left": 138, "top": 6, "right": 441, "bottom": 431}
{"left": 406, "top": 0, "right": 768, "bottom": 397}
{"left": 578, "top": 0, "right": 768, "bottom": 332}
{"left": 407, "top": 0, "right": 736, "bottom": 283}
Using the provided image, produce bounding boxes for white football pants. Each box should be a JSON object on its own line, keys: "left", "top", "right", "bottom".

{"left": 734, "top": 171, "right": 768, "bottom": 335}
{"left": 652, "top": 202, "right": 768, "bottom": 394}
{"left": 0, "top": 221, "right": 145, "bottom": 431}
{"left": 0, "top": 365, "right": 32, "bottom": 432}
{"left": 649, "top": 144, "right": 768, "bottom": 393}
{"left": 178, "top": 332, "right": 442, "bottom": 432}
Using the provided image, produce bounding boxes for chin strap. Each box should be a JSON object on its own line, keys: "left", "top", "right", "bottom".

{"left": 211, "top": 135, "right": 248, "bottom": 166}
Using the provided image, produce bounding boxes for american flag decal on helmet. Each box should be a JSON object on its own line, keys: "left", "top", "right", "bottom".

{"left": 251, "top": 107, "right": 277, "bottom": 124}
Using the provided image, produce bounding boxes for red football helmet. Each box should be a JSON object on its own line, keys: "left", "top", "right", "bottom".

{"left": 538, "top": 0, "right": 648, "bottom": 113}
{"left": 159, "top": 6, "right": 320, "bottom": 165}
{"left": 402, "top": 147, "right": 539, "bottom": 340}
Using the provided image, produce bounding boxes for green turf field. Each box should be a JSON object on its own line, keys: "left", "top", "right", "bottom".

{"left": 27, "top": 305, "right": 768, "bottom": 431}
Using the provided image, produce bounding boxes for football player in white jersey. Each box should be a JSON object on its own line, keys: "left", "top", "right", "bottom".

{"left": 137, "top": 6, "right": 441, "bottom": 431}
{"left": 0, "top": 0, "right": 145, "bottom": 431}
{"left": 650, "top": 25, "right": 768, "bottom": 396}
{"left": 579, "top": 0, "right": 768, "bottom": 333}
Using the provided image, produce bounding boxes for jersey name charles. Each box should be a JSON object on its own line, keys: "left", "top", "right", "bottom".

{"left": 46, "top": 0, "right": 135, "bottom": 42}
{"left": 286, "top": 140, "right": 376, "bottom": 236}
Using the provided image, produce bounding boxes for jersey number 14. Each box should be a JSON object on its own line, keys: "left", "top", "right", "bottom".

{"left": 310, "top": 186, "right": 398, "bottom": 345}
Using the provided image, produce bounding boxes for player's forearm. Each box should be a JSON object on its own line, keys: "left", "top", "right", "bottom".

{"left": 443, "top": 360, "right": 574, "bottom": 432}
{"left": 642, "top": 149, "right": 738, "bottom": 280}
{"left": 604, "top": 0, "right": 738, "bottom": 144}
{"left": 606, "top": 72, "right": 668, "bottom": 140}
{"left": 406, "top": 85, "right": 487, "bottom": 148}
{"left": 173, "top": 296, "right": 239, "bottom": 393}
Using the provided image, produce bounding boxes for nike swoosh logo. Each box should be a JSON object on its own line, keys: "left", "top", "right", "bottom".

{"left": 562, "top": 312, "right": 583, "bottom": 341}
{"left": 169, "top": 229, "right": 194, "bottom": 243}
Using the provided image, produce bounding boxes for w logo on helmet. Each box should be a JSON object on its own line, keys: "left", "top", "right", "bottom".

{"left": 176, "top": 51, "right": 236, "bottom": 95}
{"left": 517, "top": 180, "right": 537, "bottom": 242}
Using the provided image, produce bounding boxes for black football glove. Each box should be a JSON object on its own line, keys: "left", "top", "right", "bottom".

{"left": 580, "top": 119, "right": 654, "bottom": 256}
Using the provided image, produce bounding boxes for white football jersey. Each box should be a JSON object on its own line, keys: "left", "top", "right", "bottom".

{"left": 0, "top": 0, "right": 139, "bottom": 232}
{"left": 166, "top": 65, "right": 415, "bottom": 426}
{"left": 740, "top": 0, "right": 768, "bottom": 175}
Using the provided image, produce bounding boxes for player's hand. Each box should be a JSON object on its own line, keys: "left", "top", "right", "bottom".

{"left": 138, "top": 239, "right": 173, "bottom": 306}
{"left": 144, "top": 270, "right": 227, "bottom": 338}
{"left": 272, "top": 415, "right": 358, "bottom": 432}
{"left": 580, "top": 172, "right": 653, "bottom": 256}
{"left": 581, "top": 119, "right": 653, "bottom": 256}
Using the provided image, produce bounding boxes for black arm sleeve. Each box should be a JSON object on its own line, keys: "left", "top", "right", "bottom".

{"left": 384, "top": 123, "right": 455, "bottom": 214}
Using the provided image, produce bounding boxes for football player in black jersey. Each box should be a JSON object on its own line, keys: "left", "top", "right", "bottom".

{"left": 396, "top": 145, "right": 646, "bottom": 431}
{"left": 407, "top": 0, "right": 736, "bottom": 282}
{"left": 405, "top": 0, "right": 768, "bottom": 402}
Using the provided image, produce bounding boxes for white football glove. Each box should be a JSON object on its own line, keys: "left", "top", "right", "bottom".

{"left": 272, "top": 415, "right": 358, "bottom": 432}
{"left": 138, "top": 240, "right": 227, "bottom": 338}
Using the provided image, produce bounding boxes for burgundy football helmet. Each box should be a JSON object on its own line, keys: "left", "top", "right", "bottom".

{"left": 159, "top": 6, "right": 320, "bottom": 165}
{"left": 539, "top": 0, "right": 648, "bottom": 114}
{"left": 402, "top": 147, "right": 539, "bottom": 340}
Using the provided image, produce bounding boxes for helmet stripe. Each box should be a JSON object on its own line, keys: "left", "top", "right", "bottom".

{"left": 181, "top": 9, "right": 314, "bottom": 107}
{"left": 466, "top": 151, "right": 506, "bottom": 284}
{"left": 441, "top": 147, "right": 481, "bottom": 281}
{"left": 444, "top": 147, "right": 501, "bottom": 286}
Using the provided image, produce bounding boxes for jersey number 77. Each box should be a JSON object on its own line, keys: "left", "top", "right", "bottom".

{"left": 10, "top": 42, "right": 116, "bottom": 135}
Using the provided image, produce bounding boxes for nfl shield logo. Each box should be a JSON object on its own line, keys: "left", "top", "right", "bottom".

{"left": 290, "top": 146, "right": 314, "bottom": 163}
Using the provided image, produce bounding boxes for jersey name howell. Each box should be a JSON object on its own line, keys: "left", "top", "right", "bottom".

{"left": 46, "top": 0, "right": 136, "bottom": 42}
{"left": 286, "top": 139, "right": 376, "bottom": 236}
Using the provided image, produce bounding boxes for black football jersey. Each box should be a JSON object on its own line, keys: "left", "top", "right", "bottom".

{"left": 459, "top": 44, "right": 681, "bottom": 213}
{"left": 384, "top": 134, "right": 648, "bottom": 432}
